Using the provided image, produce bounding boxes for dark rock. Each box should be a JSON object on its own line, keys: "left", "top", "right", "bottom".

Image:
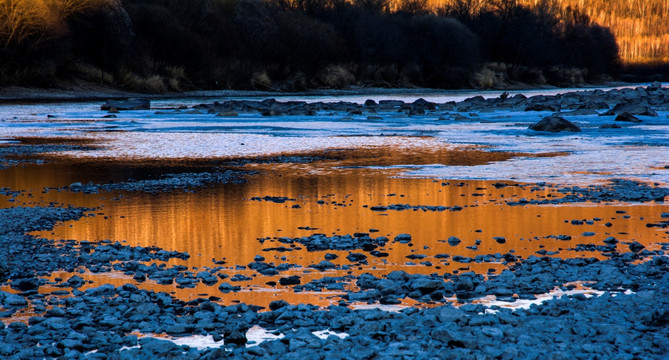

{"left": 615, "top": 112, "right": 642, "bottom": 123}
{"left": 629, "top": 241, "right": 645, "bottom": 252}
{"left": 528, "top": 116, "right": 581, "bottom": 133}
{"left": 394, "top": 234, "right": 412, "bottom": 243}
{"left": 101, "top": 98, "right": 150, "bottom": 111}
{"left": 279, "top": 276, "right": 301, "bottom": 286}
{"left": 11, "top": 277, "right": 39, "bottom": 291}
{"left": 218, "top": 282, "right": 241, "bottom": 293}
{"left": 493, "top": 237, "right": 506, "bottom": 244}
{"left": 346, "top": 253, "right": 368, "bottom": 263}
{"left": 269, "top": 300, "right": 289, "bottom": 310}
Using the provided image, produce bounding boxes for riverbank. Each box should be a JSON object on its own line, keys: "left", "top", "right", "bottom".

{"left": 1, "top": 84, "right": 668, "bottom": 358}
{"left": 0, "top": 80, "right": 635, "bottom": 103}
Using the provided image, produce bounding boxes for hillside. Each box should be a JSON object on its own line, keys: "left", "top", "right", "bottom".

{"left": 418, "top": 0, "right": 669, "bottom": 64}
{"left": 0, "top": 0, "right": 663, "bottom": 91}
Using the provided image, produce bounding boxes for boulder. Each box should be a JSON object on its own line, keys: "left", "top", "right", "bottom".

{"left": 101, "top": 98, "right": 150, "bottom": 111}
{"left": 602, "top": 101, "right": 658, "bottom": 117}
{"left": 615, "top": 112, "right": 642, "bottom": 123}
{"left": 528, "top": 116, "right": 581, "bottom": 133}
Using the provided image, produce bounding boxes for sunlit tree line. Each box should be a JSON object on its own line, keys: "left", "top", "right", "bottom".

{"left": 0, "top": 0, "right": 643, "bottom": 89}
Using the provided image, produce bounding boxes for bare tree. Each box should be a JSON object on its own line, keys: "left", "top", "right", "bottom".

{"left": 0, "top": 0, "right": 101, "bottom": 48}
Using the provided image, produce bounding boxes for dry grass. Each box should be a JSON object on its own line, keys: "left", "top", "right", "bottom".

{"left": 0, "top": 0, "right": 104, "bottom": 47}
{"left": 471, "top": 67, "right": 496, "bottom": 88}
{"left": 315, "top": 64, "right": 356, "bottom": 89}
{"left": 250, "top": 71, "right": 272, "bottom": 90}
{"left": 70, "top": 62, "right": 114, "bottom": 84}
{"left": 119, "top": 71, "right": 168, "bottom": 93}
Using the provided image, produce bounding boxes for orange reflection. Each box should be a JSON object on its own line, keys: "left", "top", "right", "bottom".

{"left": 1, "top": 147, "right": 667, "bottom": 308}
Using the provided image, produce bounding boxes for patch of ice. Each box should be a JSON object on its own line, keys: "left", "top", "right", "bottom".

{"left": 478, "top": 287, "right": 609, "bottom": 313}
{"left": 313, "top": 330, "right": 349, "bottom": 340}
{"left": 246, "top": 325, "right": 285, "bottom": 346}
{"left": 350, "top": 303, "right": 408, "bottom": 312}
{"left": 119, "top": 345, "right": 140, "bottom": 351}
{"left": 168, "top": 334, "right": 225, "bottom": 350}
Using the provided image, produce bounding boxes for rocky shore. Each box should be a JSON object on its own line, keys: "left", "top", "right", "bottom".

{"left": 1, "top": 84, "right": 668, "bottom": 359}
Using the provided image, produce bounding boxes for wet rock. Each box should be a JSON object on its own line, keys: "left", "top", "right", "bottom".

{"left": 603, "top": 237, "right": 618, "bottom": 244}
{"left": 11, "top": 277, "right": 39, "bottom": 291}
{"left": 493, "top": 237, "right": 506, "bottom": 244}
{"left": 528, "top": 116, "right": 581, "bottom": 133}
{"left": 66, "top": 275, "right": 85, "bottom": 288}
{"left": 394, "top": 234, "right": 412, "bottom": 243}
{"left": 218, "top": 282, "right": 241, "bottom": 293}
{"left": 311, "top": 260, "right": 336, "bottom": 271}
{"left": 269, "top": 300, "right": 289, "bottom": 310}
{"left": 346, "top": 253, "right": 368, "bottom": 263}
{"left": 101, "top": 98, "right": 150, "bottom": 111}
{"left": 0, "top": 291, "right": 28, "bottom": 307}
{"left": 603, "top": 101, "right": 658, "bottom": 117}
{"left": 448, "top": 236, "right": 461, "bottom": 246}
{"left": 197, "top": 271, "right": 218, "bottom": 285}
{"left": 615, "top": 112, "right": 642, "bottom": 123}
{"left": 279, "top": 276, "right": 301, "bottom": 286}
{"left": 629, "top": 241, "right": 645, "bottom": 252}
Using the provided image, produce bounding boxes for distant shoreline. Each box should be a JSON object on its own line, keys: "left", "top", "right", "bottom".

{"left": 0, "top": 81, "right": 637, "bottom": 104}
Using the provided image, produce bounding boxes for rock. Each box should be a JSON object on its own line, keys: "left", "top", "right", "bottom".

{"left": 394, "top": 234, "right": 412, "bottom": 243}
{"left": 101, "top": 98, "right": 150, "bottom": 111}
{"left": 647, "top": 81, "right": 662, "bottom": 91}
{"left": 447, "top": 236, "right": 461, "bottom": 246}
{"left": 269, "top": 300, "right": 289, "bottom": 310}
{"left": 603, "top": 236, "right": 618, "bottom": 244}
{"left": 411, "top": 277, "right": 444, "bottom": 294}
{"left": 311, "top": 260, "right": 336, "bottom": 271}
{"left": 66, "top": 275, "right": 85, "bottom": 288}
{"left": 525, "top": 103, "right": 559, "bottom": 112}
{"left": 224, "top": 329, "right": 247, "bottom": 346}
{"left": 218, "top": 282, "right": 241, "bottom": 293}
{"left": 11, "top": 277, "right": 39, "bottom": 291}
{"left": 197, "top": 271, "right": 218, "bottom": 285}
{"left": 603, "top": 101, "right": 658, "bottom": 117}
{"left": 599, "top": 124, "right": 621, "bottom": 129}
{"left": 279, "top": 276, "right": 301, "bottom": 286}
{"left": 346, "top": 253, "right": 368, "bottom": 263}
{"left": 528, "top": 116, "right": 581, "bottom": 133}
{"left": 1, "top": 291, "right": 28, "bottom": 307}
{"left": 629, "top": 241, "right": 645, "bottom": 252}
{"left": 615, "top": 112, "right": 642, "bottom": 123}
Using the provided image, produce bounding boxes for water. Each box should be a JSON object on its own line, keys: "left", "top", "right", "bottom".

{"left": 1, "top": 86, "right": 668, "bottom": 312}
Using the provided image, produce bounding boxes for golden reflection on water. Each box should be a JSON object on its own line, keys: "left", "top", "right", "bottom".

{"left": 1, "top": 147, "right": 667, "bottom": 307}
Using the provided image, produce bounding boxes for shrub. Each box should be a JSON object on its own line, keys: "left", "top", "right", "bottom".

{"left": 314, "top": 64, "right": 356, "bottom": 88}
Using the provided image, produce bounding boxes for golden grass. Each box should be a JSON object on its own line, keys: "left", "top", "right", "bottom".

{"left": 0, "top": 0, "right": 103, "bottom": 47}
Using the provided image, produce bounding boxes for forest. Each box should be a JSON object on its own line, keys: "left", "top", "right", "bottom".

{"left": 0, "top": 0, "right": 656, "bottom": 91}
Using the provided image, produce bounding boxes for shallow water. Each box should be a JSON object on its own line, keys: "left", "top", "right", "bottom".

{"left": 2, "top": 148, "right": 667, "bottom": 310}
{"left": 1, "top": 87, "right": 668, "bottom": 316}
